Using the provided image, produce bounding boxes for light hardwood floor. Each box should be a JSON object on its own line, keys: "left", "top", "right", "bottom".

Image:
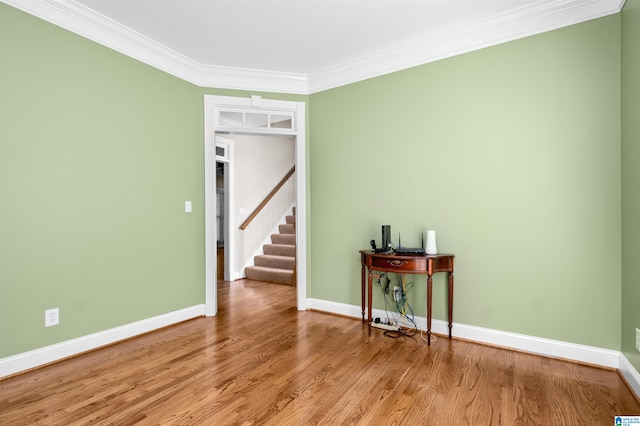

{"left": 1, "top": 279, "right": 639, "bottom": 425}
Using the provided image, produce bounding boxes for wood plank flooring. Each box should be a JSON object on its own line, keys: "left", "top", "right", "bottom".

{"left": 1, "top": 279, "right": 639, "bottom": 425}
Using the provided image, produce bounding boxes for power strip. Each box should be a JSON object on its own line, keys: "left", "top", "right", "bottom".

{"left": 371, "top": 322, "right": 400, "bottom": 331}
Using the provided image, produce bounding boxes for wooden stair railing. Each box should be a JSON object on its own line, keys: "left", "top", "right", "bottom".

{"left": 240, "top": 166, "right": 295, "bottom": 231}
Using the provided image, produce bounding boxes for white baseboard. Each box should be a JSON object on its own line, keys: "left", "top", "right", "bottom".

{"left": 0, "top": 304, "right": 205, "bottom": 379}
{"left": 307, "top": 298, "right": 639, "bottom": 396}
{"left": 619, "top": 353, "right": 640, "bottom": 398}
{"left": 4, "top": 299, "right": 640, "bottom": 401}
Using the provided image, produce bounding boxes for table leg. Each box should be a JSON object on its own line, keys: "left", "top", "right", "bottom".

{"left": 427, "top": 274, "right": 433, "bottom": 345}
{"left": 367, "top": 270, "right": 373, "bottom": 335}
{"left": 361, "top": 265, "right": 366, "bottom": 323}
{"left": 448, "top": 272, "right": 454, "bottom": 339}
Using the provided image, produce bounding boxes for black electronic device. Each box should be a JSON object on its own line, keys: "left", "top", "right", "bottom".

{"left": 381, "top": 225, "right": 391, "bottom": 250}
{"left": 372, "top": 239, "right": 386, "bottom": 253}
{"left": 370, "top": 226, "right": 392, "bottom": 253}
{"left": 394, "top": 232, "right": 425, "bottom": 255}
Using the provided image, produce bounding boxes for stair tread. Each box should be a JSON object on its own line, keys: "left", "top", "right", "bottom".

{"left": 247, "top": 265, "right": 294, "bottom": 273}
{"left": 264, "top": 244, "right": 296, "bottom": 257}
{"left": 245, "top": 265, "right": 294, "bottom": 285}
{"left": 279, "top": 224, "right": 296, "bottom": 234}
{"left": 272, "top": 234, "right": 296, "bottom": 244}
{"left": 255, "top": 254, "right": 295, "bottom": 270}
{"left": 256, "top": 254, "right": 295, "bottom": 260}
{"left": 246, "top": 208, "right": 297, "bottom": 287}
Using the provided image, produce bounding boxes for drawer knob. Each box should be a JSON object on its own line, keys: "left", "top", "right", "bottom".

{"left": 388, "top": 260, "right": 406, "bottom": 267}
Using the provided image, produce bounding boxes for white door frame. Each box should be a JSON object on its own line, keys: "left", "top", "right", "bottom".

{"left": 204, "top": 95, "right": 307, "bottom": 316}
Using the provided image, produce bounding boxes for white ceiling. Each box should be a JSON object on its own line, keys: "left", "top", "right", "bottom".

{"left": 5, "top": 0, "right": 625, "bottom": 94}
{"left": 74, "top": 0, "right": 537, "bottom": 74}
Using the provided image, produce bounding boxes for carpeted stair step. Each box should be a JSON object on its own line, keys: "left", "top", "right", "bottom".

{"left": 254, "top": 254, "right": 295, "bottom": 270}
{"left": 245, "top": 207, "right": 296, "bottom": 286}
{"left": 279, "top": 224, "right": 295, "bottom": 234}
{"left": 272, "top": 234, "right": 296, "bottom": 245}
{"left": 264, "top": 244, "right": 296, "bottom": 257}
{"left": 245, "top": 266, "right": 294, "bottom": 286}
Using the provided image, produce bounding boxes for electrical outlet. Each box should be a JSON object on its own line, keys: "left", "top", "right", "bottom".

{"left": 636, "top": 328, "right": 640, "bottom": 353}
{"left": 45, "top": 308, "right": 59, "bottom": 327}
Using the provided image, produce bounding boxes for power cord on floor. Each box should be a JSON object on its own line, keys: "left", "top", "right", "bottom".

{"left": 420, "top": 329, "right": 437, "bottom": 343}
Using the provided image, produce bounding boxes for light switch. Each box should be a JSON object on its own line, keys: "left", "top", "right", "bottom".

{"left": 185, "top": 201, "right": 192, "bottom": 213}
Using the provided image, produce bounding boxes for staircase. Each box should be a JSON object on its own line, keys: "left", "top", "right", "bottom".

{"left": 245, "top": 210, "right": 296, "bottom": 286}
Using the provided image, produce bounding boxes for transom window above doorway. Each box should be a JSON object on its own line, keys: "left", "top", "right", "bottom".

{"left": 217, "top": 109, "right": 294, "bottom": 132}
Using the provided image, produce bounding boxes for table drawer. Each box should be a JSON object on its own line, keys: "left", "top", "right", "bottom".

{"left": 370, "top": 256, "right": 427, "bottom": 273}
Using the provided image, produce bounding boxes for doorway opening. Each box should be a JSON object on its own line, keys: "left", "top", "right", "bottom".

{"left": 204, "top": 95, "right": 307, "bottom": 316}
{"left": 216, "top": 162, "right": 224, "bottom": 282}
{"left": 215, "top": 136, "right": 233, "bottom": 282}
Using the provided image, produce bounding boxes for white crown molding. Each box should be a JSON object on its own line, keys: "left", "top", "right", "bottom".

{"left": 4, "top": 0, "right": 200, "bottom": 83}
{"left": 194, "top": 63, "right": 309, "bottom": 95}
{"left": 3, "top": 0, "right": 626, "bottom": 93}
{"left": 3, "top": 0, "right": 310, "bottom": 94}
{"left": 308, "top": 0, "right": 624, "bottom": 93}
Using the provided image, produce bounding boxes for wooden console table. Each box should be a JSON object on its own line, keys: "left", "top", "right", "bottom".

{"left": 360, "top": 250, "right": 455, "bottom": 345}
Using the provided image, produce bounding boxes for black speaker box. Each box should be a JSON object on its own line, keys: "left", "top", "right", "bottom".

{"left": 381, "top": 225, "right": 391, "bottom": 250}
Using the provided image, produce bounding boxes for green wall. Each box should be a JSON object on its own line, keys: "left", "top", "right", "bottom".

{"left": 621, "top": 0, "right": 640, "bottom": 371}
{"left": 309, "top": 15, "right": 622, "bottom": 349}
{"left": 0, "top": 0, "right": 633, "bottom": 362}
{"left": 0, "top": 4, "right": 308, "bottom": 359}
{"left": 0, "top": 4, "right": 206, "bottom": 357}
